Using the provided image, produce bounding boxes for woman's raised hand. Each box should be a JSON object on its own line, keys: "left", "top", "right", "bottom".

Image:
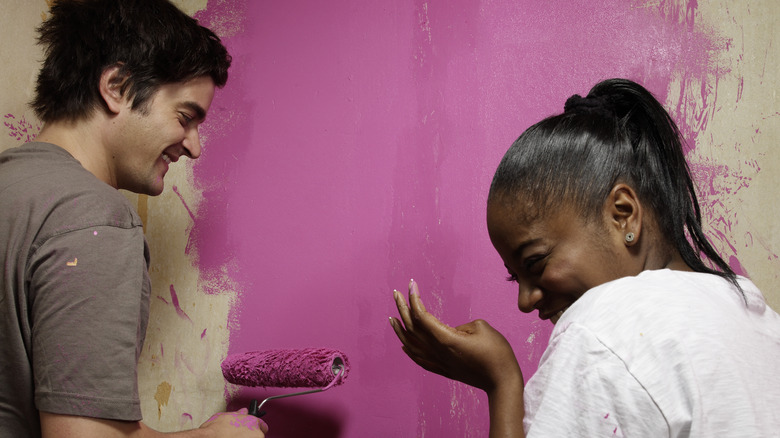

{"left": 389, "top": 280, "right": 523, "bottom": 393}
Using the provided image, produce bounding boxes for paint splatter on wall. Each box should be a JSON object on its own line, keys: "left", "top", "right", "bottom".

{"left": 3, "top": 114, "right": 40, "bottom": 143}
{"left": 664, "top": 1, "right": 780, "bottom": 299}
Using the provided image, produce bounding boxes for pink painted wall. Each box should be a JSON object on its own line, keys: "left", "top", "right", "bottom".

{"left": 188, "top": 1, "right": 731, "bottom": 436}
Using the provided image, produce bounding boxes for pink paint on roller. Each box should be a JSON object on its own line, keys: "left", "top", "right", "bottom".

{"left": 222, "top": 348, "right": 349, "bottom": 388}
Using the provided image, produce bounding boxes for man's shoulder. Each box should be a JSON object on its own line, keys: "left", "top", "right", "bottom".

{"left": 1, "top": 142, "right": 143, "bottom": 235}
{"left": 2, "top": 142, "right": 91, "bottom": 194}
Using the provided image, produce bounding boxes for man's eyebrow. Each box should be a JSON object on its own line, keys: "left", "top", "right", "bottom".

{"left": 181, "top": 101, "right": 207, "bottom": 121}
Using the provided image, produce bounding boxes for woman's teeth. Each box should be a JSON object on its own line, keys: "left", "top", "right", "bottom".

{"left": 162, "top": 153, "right": 171, "bottom": 164}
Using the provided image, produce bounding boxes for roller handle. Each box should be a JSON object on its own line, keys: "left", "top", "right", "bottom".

{"left": 248, "top": 399, "right": 266, "bottom": 418}
{"left": 245, "top": 363, "right": 345, "bottom": 419}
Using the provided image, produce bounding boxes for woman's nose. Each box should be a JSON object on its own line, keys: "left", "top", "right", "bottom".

{"left": 517, "top": 281, "right": 543, "bottom": 314}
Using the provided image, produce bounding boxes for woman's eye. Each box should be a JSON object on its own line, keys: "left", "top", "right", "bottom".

{"left": 179, "top": 113, "right": 193, "bottom": 125}
{"left": 524, "top": 254, "right": 547, "bottom": 273}
{"left": 504, "top": 266, "right": 518, "bottom": 282}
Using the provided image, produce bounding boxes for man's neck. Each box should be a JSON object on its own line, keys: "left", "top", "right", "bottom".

{"left": 35, "top": 116, "right": 117, "bottom": 189}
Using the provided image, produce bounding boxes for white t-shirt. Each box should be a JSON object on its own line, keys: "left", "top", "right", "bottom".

{"left": 523, "top": 269, "right": 780, "bottom": 437}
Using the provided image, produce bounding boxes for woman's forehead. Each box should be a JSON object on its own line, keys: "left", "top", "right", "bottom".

{"left": 487, "top": 193, "right": 548, "bottom": 227}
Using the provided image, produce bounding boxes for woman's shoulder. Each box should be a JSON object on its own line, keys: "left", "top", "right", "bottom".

{"left": 556, "top": 270, "right": 763, "bottom": 339}
{"left": 579, "top": 269, "right": 750, "bottom": 312}
{"left": 538, "top": 270, "right": 780, "bottom": 436}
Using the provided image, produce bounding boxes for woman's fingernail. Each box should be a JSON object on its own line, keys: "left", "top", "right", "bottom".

{"left": 409, "top": 279, "right": 419, "bottom": 295}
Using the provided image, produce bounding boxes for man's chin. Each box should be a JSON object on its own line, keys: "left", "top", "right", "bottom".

{"left": 147, "top": 176, "right": 165, "bottom": 196}
{"left": 148, "top": 184, "right": 164, "bottom": 196}
{"left": 132, "top": 183, "right": 164, "bottom": 197}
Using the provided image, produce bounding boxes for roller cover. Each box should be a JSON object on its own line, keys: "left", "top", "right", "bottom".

{"left": 222, "top": 348, "right": 349, "bottom": 388}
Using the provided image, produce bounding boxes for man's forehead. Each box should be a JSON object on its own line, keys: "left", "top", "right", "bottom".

{"left": 155, "top": 77, "right": 215, "bottom": 118}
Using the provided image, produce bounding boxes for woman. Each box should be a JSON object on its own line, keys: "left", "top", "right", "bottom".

{"left": 390, "top": 78, "right": 780, "bottom": 437}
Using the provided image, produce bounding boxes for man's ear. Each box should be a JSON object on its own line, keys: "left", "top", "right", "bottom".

{"left": 606, "top": 183, "right": 643, "bottom": 246}
{"left": 99, "top": 64, "right": 129, "bottom": 114}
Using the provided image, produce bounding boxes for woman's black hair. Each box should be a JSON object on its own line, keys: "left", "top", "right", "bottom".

{"left": 31, "top": 0, "right": 232, "bottom": 123}
{"left": 488, "top": 78, "right": 739, "bottom": 289}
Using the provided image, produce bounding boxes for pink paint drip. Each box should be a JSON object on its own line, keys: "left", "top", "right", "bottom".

{"left": 172, "top": 185, "right": 196, "bottom": 221}
{"left": 172, "top": 184, "right": 199, "bottom": 258}
{"left": 169, "top": 285, "right": 192, "bottom": 323}
{"left": 175, "top": 344, "right": 210, "bottom": 377}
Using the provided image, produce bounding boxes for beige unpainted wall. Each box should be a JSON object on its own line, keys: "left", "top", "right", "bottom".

{"left": 0, "top": 0, "right": 777, "bottom": 432}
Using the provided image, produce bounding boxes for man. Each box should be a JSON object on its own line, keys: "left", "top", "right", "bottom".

{"left": 0, "top": 1, "right": 266, "bottom": 437}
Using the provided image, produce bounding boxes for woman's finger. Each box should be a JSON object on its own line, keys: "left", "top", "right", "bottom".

{"left": 397, "top": 284, "right": 443, "bottom": 345}
{"left": 408, "top": 285, "right": 460, "bottom": 345}
{"left": 389, "top": 317, "right": 428, "bottom": 356}
{"left": 393, "top": 289, "right": 415, "bottom": 332}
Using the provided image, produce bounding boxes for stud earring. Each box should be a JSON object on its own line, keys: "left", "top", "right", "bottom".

{"left": 625, "top": 232, "right": 635, "bottom": 243}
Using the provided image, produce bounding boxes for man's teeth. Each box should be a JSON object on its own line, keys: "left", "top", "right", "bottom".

{"left": 162, "top": 153, "right": 171, "bottom": 164}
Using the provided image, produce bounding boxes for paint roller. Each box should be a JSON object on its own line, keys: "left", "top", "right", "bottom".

{"left": 221, "top": 348, "right": 349, "bottom": 417}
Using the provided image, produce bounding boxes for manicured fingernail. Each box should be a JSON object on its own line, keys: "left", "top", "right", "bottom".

{"left": 408, "top": 279, "right": 419, "bottom": 295}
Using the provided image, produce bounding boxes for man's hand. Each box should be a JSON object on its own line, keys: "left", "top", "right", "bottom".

{"left": 41, "top": 408, "right": 267, "bottom": 438}
{"left": 200, "top": 408, "right": 268, "bottom": 436}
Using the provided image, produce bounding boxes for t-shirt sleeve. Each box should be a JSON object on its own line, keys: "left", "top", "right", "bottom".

{"left": 523, "top": 324, "right": 669, "bottom": 438}
{"left": 27, "top": 224, "right": 150, "bottom": 421}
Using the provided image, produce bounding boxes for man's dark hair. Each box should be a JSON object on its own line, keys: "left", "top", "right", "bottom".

{"left": 31, "top": 0, "right": 232, "bottom": 122}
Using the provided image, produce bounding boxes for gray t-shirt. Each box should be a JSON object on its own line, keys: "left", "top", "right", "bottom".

{"left": 0, "top": 142, "right": 151, "bottom": 437}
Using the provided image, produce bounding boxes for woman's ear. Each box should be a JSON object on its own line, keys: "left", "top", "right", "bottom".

{"left": 99, "top": 64, "right": 129, "bottom": 114}
{"left": 606, "top": 183, "right": 643, "bottom": 247}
